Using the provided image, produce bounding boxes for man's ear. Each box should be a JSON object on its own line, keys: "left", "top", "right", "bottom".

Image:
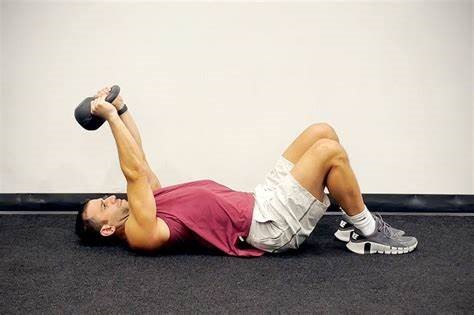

{"left": 100, "top": 224, "right": 116, "bottom": 237}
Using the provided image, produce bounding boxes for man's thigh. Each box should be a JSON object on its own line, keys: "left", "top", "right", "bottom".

{"left": 289, "top": 140, "right": 339, "bottom": 202}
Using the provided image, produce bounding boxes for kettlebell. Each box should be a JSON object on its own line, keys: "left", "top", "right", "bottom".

{"left": 74, "top": 85, "right": 120, "bottom": 130}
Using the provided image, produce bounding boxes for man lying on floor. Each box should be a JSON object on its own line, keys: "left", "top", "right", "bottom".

{"left": 75, "top": 86, "right": 417, "bottom": 257}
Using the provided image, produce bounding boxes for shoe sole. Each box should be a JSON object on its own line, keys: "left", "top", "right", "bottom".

{"left": 335, "top": 229, "right": 405, "bottom": 243}
{"left": 346, "top": 240, "right": 418, "bottom": 255}
{"left": 334, "top": 229, "right": 352, "bottom": 242}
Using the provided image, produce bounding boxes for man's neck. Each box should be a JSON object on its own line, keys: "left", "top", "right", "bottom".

{"left": 115, "top": 218, "right": 129, "bottom": 242}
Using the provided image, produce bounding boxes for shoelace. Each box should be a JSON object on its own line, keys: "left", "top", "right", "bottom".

{"left": 374, "top": 213, "right": 395, "bottom": 238}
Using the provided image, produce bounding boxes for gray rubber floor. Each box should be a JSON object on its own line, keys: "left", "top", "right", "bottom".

{"left": 1, "top": 214, "right": 473, "bottom": 314}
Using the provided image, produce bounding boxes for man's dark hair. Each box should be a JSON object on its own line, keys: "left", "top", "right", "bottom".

{"left": 75, "top": 199, "right": 119, "bottom": 246}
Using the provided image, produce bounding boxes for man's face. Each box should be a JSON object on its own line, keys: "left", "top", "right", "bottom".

{"left": 83, "top": 195, "right": 130, "bottom": 235}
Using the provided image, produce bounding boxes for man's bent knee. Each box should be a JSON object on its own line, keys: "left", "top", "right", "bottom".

{"left": 307, "top": 122, "right": 339, "bottom": 143}
{"left": 311, "top": 138, "right": 343, "bottom": 155}
{"left": 310, "top": 139, "right": 349, "bottom": 164}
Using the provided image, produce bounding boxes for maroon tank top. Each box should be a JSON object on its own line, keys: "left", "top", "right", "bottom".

{"left": 153, "top": 179, "right": 265, "bottom": 257}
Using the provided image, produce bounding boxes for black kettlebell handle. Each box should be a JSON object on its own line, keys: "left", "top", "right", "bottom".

{"left": 74, "top": 85, "right": 120, "bottom": 130}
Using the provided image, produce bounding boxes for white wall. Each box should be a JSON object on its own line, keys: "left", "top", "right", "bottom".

{"left": 472, "top": 0, "right": 474, "bottom": 193}
{"left": 0, "top": 1, "right": 4, "bottom": 192}
{"left": 1, "top": 1, "right": 472, "bottom": 194}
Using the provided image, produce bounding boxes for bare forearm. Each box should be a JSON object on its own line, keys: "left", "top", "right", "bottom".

{"left": 118, "top": 107, "right": 161, "bottom": 188}
{"left": 119, "top": 110, "right": 144, "bottom": 156}
{"left": 119, "top": 109, "right": 154, "bottom": 169}
{"left": 107, "top": 112, "right": 146, "bottom": 179}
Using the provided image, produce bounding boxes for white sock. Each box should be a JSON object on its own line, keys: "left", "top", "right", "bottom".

{"left": 345, "top": 205, "right": 376, "bottom": 236}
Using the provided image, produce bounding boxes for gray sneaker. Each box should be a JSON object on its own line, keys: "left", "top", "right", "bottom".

{"left": 346, "top": 214, "right": 417, "bottom": 255}
{"left": 334, "top": 213, "right": 405, "bottom": 242}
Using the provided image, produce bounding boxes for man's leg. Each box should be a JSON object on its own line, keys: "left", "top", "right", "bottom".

{"left": 287, "top": 137, "right": 417, "bottom": 254}
{"left": 282, "top": 123, "right": 340, "bottom": 164}
{"left": 282, "top": 123, "right": 364, "bottom": 215}
{"left": 289, "top": 138, "right": 365, "bottom": 216}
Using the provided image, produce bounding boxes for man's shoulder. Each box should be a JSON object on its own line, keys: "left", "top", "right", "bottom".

{"left": 124, "top": 215, "right": 170, "bottom": 252}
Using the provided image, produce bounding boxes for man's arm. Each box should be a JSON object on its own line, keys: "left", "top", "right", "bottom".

{"left": 107, "top": 113, "right": 147, "bottom": 180}
{"left": 118, "top": 109, "right": 162, "bottom": 190}
{"left": 96, "top": 87, "right": 162, "bottom": 190}
{"left": 107, "top": 113, "right": 165, "bottom": 249}
{"left": 91, "top": 97, "right": 158, "bottom": 234}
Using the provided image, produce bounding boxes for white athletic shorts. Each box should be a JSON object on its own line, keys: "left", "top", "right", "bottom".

{"left": 245, "top": 156, "right": 331, "bottom": 253}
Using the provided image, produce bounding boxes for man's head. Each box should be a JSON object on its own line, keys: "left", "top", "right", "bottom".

{"left": 75, "top": 195, "right": 130, "bottom": 245}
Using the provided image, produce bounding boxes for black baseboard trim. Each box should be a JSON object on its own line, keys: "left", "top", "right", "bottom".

{"left": 0, "top": 193, "right": 473, "bottom": 213}
{"left": 0, "top": 193, "right": 127, "bottom": 212}
{"left": 327, "top": 194, "right": 474, "bottom": 213}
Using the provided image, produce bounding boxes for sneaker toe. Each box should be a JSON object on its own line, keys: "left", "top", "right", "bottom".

{"left": 396, "top": 235, "right": 418, "bottom": 247}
